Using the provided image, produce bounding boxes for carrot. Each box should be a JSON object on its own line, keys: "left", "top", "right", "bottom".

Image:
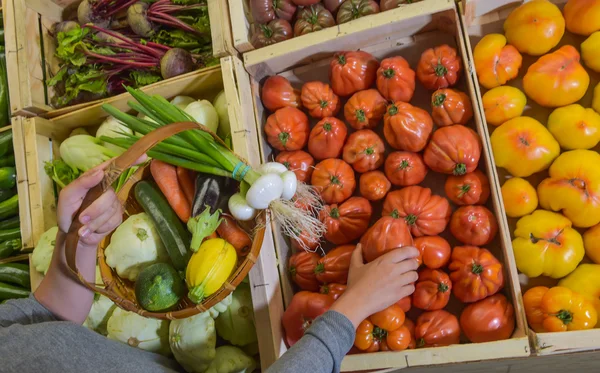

{"left": 150, "top": 160, "right": 191, "bottom": 222}
{"left": 217, "top": 214, "right": 252, "bottom": 257}
{"left": 176, "top": 166, "right": 196, "bottom": 205}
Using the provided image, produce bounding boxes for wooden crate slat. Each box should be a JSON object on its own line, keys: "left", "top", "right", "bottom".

{"left": 0, "top": 253, "right": 29, "bottom": 264}
{"left": 11, "top": 117, "right": 34, "bottom": 250}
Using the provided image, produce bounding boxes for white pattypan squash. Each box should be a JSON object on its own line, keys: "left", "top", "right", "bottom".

{"left": 31, "top": 226, "right": 58, "bottom": 275}
{"left": 208, "top": 293, "right": 233, "bottom": 319}
{"left": 83, "top": 293, "right": 116, "bottom": 335}
{"left": 95, "top": 116, "right": 133, "bottom": 154}
{"left": 205, "top": 346, "right": 256, "bottom": 373}
{"left": 107, "top": 308, "right": 171, "bottom": 356}
{"left": 171, "top": 96, "right": 196, "bottom": 110}
{"left": 169, "top": 311, "right": 216, "bottom": 373}
{"left": 104, "top": 213, "right": 169, "bottom": 281}
{"left": 184, "top": 100, "right": 219, "bottom": 133}
{"left": 216, "top": 283, "right": 257, "bottom": 347}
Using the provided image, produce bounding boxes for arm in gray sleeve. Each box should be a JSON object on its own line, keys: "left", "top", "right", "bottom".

{"left": 266, "top": 311, "right": 355, "bottom": 373}
{"left": 0, "top": 295, "right": 57, "bottom": 327}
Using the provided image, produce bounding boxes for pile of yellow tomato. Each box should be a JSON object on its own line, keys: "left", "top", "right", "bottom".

{"left": 473, "top": 0, "right": 600, "bottom": 333}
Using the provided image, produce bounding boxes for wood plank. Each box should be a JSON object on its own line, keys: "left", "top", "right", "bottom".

{"left": 4, "top": 0, "right": 24, "bottom": 116}
{"left": 228, "top": 0, "right": 253, "bottom": 53}
{"left": 11, "top": 117, "right": 34, "bottom": 249}
{"left": 0, "top": 253, "right": 29, "bottom": 264}
{"left": 208, "top": 0, "right": 236, "bottom": 58}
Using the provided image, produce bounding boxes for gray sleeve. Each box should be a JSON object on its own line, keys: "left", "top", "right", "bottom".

{"left": 266, "top": 311, "right": 355, "bottom": 373}
{"left": 0, "top": 295, "right": 57, "bottom": 327}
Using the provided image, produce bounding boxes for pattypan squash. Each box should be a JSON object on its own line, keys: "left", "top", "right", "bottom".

{"left": 209, "top": 293, "right": 233, "bottom": 319}
{"left": 169, "top": 311, "right": 216, "bottom": 373}
{"left": 107, "top": 308, "right": 171, "bottom": 356}
{"left": 105, "top": 213, "right": 170, "bottom": 281}
{"left": 83, "top": 293, "right": 116, "bottom": 335}
{"left": 216, "top": 283, "right": 257, "bottom": 347}
{"left": 205, "top": 346, "right": 256, "bottom": 373}
{"left": 31, "top": 226, "right": 58, "bottom": 275}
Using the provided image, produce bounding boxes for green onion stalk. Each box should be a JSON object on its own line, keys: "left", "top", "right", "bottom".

{"left": 100, "top": 87, "right": 325, "bottom": 251}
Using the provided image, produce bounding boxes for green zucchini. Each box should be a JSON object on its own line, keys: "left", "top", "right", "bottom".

{"left": 0, "top": 195, "right": 18, "bottom": 220}
{"left": 0, "top": 282, "right": 29, "bottom": 300}
{"left": 0, "top": 154, "right": 15, "bottom": 167}
{"left": 0, "top": 188, "right": 14, "bottom": 203}
{"left": 0, "top": 216, "right": 19, "bottom": 230}
{"left": 135, "top": 262, "right": 184, "bottom": 312}
{"left": 0, "top": 227, "right": 20, "bottom": 241}
{"left": 0, "top": 239, "right": 20, "bottom": 259}
{"left": 0, "top": 167, "right": 16, "bottom": 189}
{"left": 0, "top": 263, "right": 30, "bottom": 288}
{"left": 0, "top": 56, "right": 8, "bottom": 129}
{"left": 134, "top": 181, "right": 191, "bottom": 270}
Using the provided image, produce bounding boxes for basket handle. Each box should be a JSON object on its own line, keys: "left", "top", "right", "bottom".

{"left": 64, "top": 122, "right": 201, "bottom": 295}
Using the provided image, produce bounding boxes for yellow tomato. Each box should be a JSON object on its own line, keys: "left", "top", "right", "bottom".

{"left": 583, "top": 224, "right": 600, "bottom": 264}
{"left": 594, "top": 82, "right": 600, "bottom": 114}
{"left": 491, "top": 116, "right": 560, "bottom": 177}
{"left": 501, "top": 177, "right": 538, "bottom": 218}
{"left": 547, "top": 104, "right": 600, "bottom": 150}
{"left": 581, "top": 32, "right": 600, "bottom": 72}
{"left": 559, "top": 264, "right": 600, "bottom": 327}
{"left": 186, "top": 238, "right": 237, "bottom": 303}
{"left": 473, "top": 34, "right": 522, "bottom": 89}
{"left": 482, "top": 86, "right": 527, "bottom": 127}
{"left": 564, "top": 0, "right": 600, "bottom": 36}
{"left": 513, "top": 210, "right": 585, "bottom": 279}
{"left": 504, "top": 0, "right": 565, "bottom": 56}
{"left": 538, "top": 150, "right": 600, "bottom": 228}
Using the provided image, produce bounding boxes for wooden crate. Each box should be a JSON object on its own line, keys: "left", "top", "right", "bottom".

{"left": 9, "top": 119, "right": 34, "bottom": 250}
{"left": 4, "top": 0, "right": 237, "bottom": 117}
{"left": 460, "top": 0, "right": 600, "bottom": 356}
{"left": 20, "top": 55, "right": 284, "bottom": 369}
{"left": 246, "top": 0, "right": 531, "bottom": 370}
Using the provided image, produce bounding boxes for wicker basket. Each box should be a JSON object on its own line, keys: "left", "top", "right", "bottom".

{"left": 64, "top": 122, "right": 265, "bottom": 320}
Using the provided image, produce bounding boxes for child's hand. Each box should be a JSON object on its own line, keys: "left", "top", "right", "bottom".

{"left": 330, "top": 244, "right": 419, "bottom": 328}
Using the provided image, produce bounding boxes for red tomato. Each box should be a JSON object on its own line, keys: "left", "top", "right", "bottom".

{"left": 414, "top": 236, "right": 451, "bottom": 269}
{"left": 283, "top": 291, "right": 334, "bottom": 346}
{"left": 431, "top": 88, "right": 474, "bottom": 127}
{"left": 291, "top": 229, "right": 321, "bottom": 252}
{"left": 460, "top": 294, "right": 515, "bottom": 343}
{"left": 416, "top": 45, "right": 462, "bottom": 90}
{"left": 342, "top": 129, "right": 386, "bottom": 173}
{"left": 264, "top": 107, "right": 310, "bottom": 151}
{"left": 376, "top": 56, "right": 416, "bottom": 102}
{"left": 344, "top": 89, "right": 387, "bottom": 130}
{"left": 424, "top": 125, "right": 482, "bottom": 176}
{"left": 320, "top": 283, "right": 347, "bottom": 300}
{"left": 444, "top": 170, "right": 490, "bottom": 205}
{"left": 383, "top": 101, "right": 434, "bottom": 152}
{"left": 397, "top": 296, "right": 412, "bottom": 313}
{"left": 385, "top": 151, "right": 428, "bottom": 186}
{"left": 382, "top": 186, "right": 452, "bottom": 237}
{"left": 360, "top": 216, "right": 414, "bottom": 262}
{"left": 276, "top": 150, "right": 315, "bottom": 183}
{"left": 450, "top": 205, "right": 498, "bottom": 246}
{"left": 311, "top": 159, "right": 356, "bottom": 204}
{"left": 261, "top": 75, "right": 301, "bottom": 112}
{"left": 308, "top": 117, "right": 348, "bottom": 160}
{"left": 371, "top": 304, "right": 406, "bottom": 331}
{"left": 301, "top": 81, "right": 341, "bottom": 118}
{"left": 315, "top": 245, "right": 354, "bottom": 284}
{"left": 404, "top": 318, "right": 417, "bottom": 349}
{"left": 449, "top": 245, "right": 504, "bottom": 303}
{"left": 359, "top": 170, "right": 391, "bottom": 201}
{"left": 415, "top": 310, "right": 461, "bottom": 347}
{"left": 413, "top": 268, "right": 452, "bottom": 311}
{"left": 319, "top": 197, "right": 373, "bottom": 245}
{"left": 330, "top": 51, "right": 379, "bottom": 97}
{"left": 288, "top": 251, "right": 320, "bottom": 291}
{"left": 292, "top": 0, "right": 320, "bottom": 5}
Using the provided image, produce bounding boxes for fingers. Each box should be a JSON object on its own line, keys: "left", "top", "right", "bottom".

{"left": 134, "top": 154, "right": 148, "bottom": 165}
{"left": 381, "top": 246, "right": 420, "bottom": 264}
{"left": 94, "top": 210, "right": 123, "bottom": 234}
{"left": 351, "top": 244, "right": 365, "bottom": 268}
{"left": 80, "top": 199, "right": 120, "bottom": 237}
{"left": 396, "top": 284, "right": 416, "bottom": 299}
{"left": 392, "top": 258, "right": 419, "bottom": 276}
{"left": 79, "top": 190, "right": 118, "bottom": 225}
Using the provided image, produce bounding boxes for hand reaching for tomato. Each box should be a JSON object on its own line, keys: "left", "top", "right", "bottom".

{"left": 330, "top": 244, "right": 419, "bottom": 328}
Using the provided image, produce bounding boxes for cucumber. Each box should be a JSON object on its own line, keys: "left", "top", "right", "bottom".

{"left": 0, "top": 167, "right": 16, "bottom": 189}
{"left": 0, "top": 56, "right": 8, "bottom": 129}
{"left": 0, "top": 188, "right": 14, "bottom": 203}
{"left": 135, "top": 262, "right": 184, "bottom": 312}
{"left": 0, "top": 227, "right": 20, "bottom": 241}
{"left": 0, "top": 195, "right": 18, "bottom": 220}
{"left": 0, "top": 239, "right": 19, "bottom": 259}
{"left": 0, "top": 216, "right": 19, "bottom": 230}
{"left": 0, "top": 282, "right": 29, "bottom": 300}
{"left": 0, "top": 155, "right": 15, "bottom": 167}
{"left": 134, "top": 181, "right": 191, "bottom": 270}
{"left": 0, "top": 263, "right": 30, "bottom": 288}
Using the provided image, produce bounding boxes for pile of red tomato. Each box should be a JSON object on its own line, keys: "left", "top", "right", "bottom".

{"left": 261, "top": 45, "right": 515, "bottom": 352}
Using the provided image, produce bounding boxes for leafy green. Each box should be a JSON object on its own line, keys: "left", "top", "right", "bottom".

{"left": 44, "top": 159, "right": 81, "bottom": 189}
{"left": 48, "top": 66, "right": 107, "bottom": 108}
{"left": 176, "top": 5, "right": 211, "bottom": 37}
{"left": 129, "top": 70, "right": 162, "bottom": 87}
{"left": 55, "top": 25, "right": 90, "bottom": 66}
{"left": 59, "top": 135, "right": 118, "bottom": 172}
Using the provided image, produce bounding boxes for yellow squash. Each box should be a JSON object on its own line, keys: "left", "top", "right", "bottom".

{"left": 538, "top": 150, "right": 600, "bottom": 228}
{"left": 559, "top": 264, "right": 600, "bottom": 327}
{"left": 513, "top": 210, "right": 584, "bottom": 279}
{"left": 490, "top": 116, "right": 560, "bottom": 177}
{"left": 186, "top": 238, "right": 237, "bottom": 304}
{"left": 547, "top": 104, "right": 600, "bottom": 150}
{"left": 581, "top": 31, "right": 600, "bottom": 72}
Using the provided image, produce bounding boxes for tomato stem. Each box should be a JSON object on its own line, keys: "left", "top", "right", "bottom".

{"left": 405, "top": 214, "right": 417, "bottom": 226}
{"left": 417, "top": 338, "right": 426, "bottom": 348}
{"left": 555, "top": 309, "right": 574, "bottom": 325}
{"left": 282, "top": 161, "right": 291, "bottom": 169}
{"left": 365, "top": 146, "right": 374, "bottom": 155}
{"left": 453, "top": 163, "right": 467, "bottom": 176}
{"left": 433, "top": 93, "right": 446, "bottom": 107}
{"left": 279, "top": 132, "right": 290, "bottom": 147}
{"left": 314, "top": 263, "right": 325, "bottom": 275}
{"left": 372, "top": 326, "right": 387, "bottom": 341}
{"left": 391, "top": 209, "right": 400, "bottom": 219}
{"left": 337, "top": 54, "right": 346, "bottom": 66}
{"left": 320, "top": 99, "right": 329, "bottom": 109}
{"left": 289, "top": 266, "right": 297, "bottom": 277}
{"left": 383, "top": 68, "right": 395, "bottom": 79}
{"left": 330, "top": 207, "right": 340, "bottom": 218}
{"left": 399, "top": 159, "right": 410, "bottom": 170}
{"left": 323, "top": 122, "right": 332, "bottom": 131}
{"left": 356, "top": 109, "right": 366, "bottom": 123}
{"left": 388, "top": 104, "right": 398, "bottom": 116}
{"left": 260, "top": 24, "right": 274, "bottom": 39}
{"left": 458, "top": 184, "right": 471, "bottom": 198}
{"left": 438, "top": 283, "right": 449, "bottom": 293}
{"left": 434, "top": 63, "right": 448, "bottom": 77}
{"left": 471, "top": 263, "right": 484, "bottom": 275}
{"left": 331, "top": 175, "right": 341, "bottom": 185}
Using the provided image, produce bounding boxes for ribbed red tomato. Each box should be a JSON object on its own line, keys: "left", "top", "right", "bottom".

{"left": 359, "top": 170, "right": 391, "bottom": 201}
{"left": 424, "top": 125, "right": 482, "bottom": 175}
{"left": 308, "top": 117, "right": 348, "bottom": 160}
{"left": 276, "top": 150, "right": 314, "bottom": 183}
{"left": 383, "top": 101, "right": 434, "bottom": 152}
{"left": 300, "top": 81, "right": 341, "bottom": 118}
{"left": 261, "top": 75, "right": 301, "bottom": 112}
{"left": 342, "top": 129, "right": 386, "bottom": 173}
{"left": 413, "top": 269, "right": 452, "bottom": 311}
{"left": 315, "top": 245, "right": 355, "bottom": 284}
{"left": 311, "top": 159, "right": 356, "bottom": 204}
{"left": 444, "top": 169, "right": 490, "bottom": 205}
{"left": 264, "top": 107, "right": 310, "bottom": 151}
{"left": 414, "top": 236, "right": 451, "bottom": 269}
{"left": 319, "top": 197, "right": 372, "bottom": 245}
{"left": 376, "top": 56, "right": 416, "bottom": 102}
{"left": 385, "top": 151, "right": 428, "bottom": 187}
{"left": 415, "top": 310, "right": 460, "bottom": 347}
{"left": 330, "top": 51, "right": 379, "bottom": 97}
{"left": 449, "top": 245, "right": 504, "bottom": 303}
{"left": 360, "top": 216, "right": 414, "bottom": 262}
{"left": 460, "top": 294, "right": 515, "bottom": 343}
{"left": 450, "top": 205, "right": 498, "bottom": 246}
{"left": 288, "top": 251, "right": 320, "bottom": 291}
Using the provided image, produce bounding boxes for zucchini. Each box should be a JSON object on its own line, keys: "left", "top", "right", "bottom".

{"left": 0, "top": 195, "right": 18, "bottom": 220}
{"left": 0, "top": 282, "right": 29, "bottom": 300}
{"left": 0, "top": 154, "right": 15, "bottom": 167}
{"left": 0, "top": 188, "right": 14, "bottom": 203}
{"left": 0, "top": 239, "right": 20, "bottom": 259}
{"left": 134, "top": 181, "right": 191, "bottom": 271}
{"left": 0, "top": 263, "right": 30, "bottom": 288}
{"left": 0, "top": 167, "right": 16, "bottom": 189}
{"left": 135, "top": 262, "right": 184, "bottom": 312}
{"left": 0, "top": 216, "right": 19, "bottom": 230}
{"left": 0, "top": 227, "right": 20, "bottom": 241}
{"left": 0, "top": 56, "right": 8, "bottom": 129}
